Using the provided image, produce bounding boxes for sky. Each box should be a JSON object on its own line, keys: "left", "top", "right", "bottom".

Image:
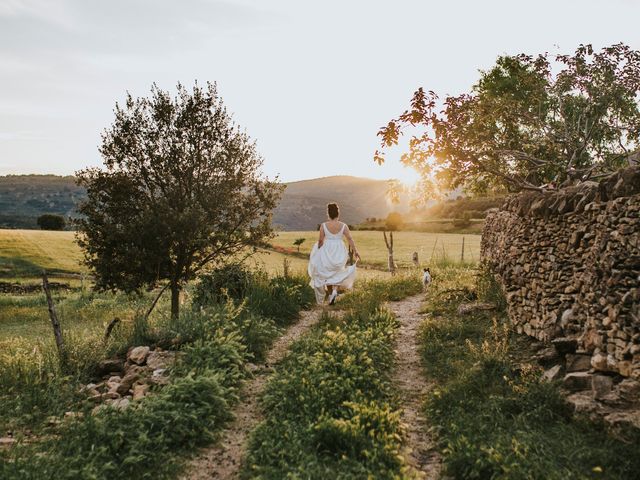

{"left": 1, "top": 0, "right": 639, "bottom": 184}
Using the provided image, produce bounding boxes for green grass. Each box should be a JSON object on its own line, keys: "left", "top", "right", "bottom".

{"left": 0, "top": 228, "right": 386, "bottom": 343}
{"left": 419, "top": 265, "right": 640, "bottom": 479}
{"left": 242, "top": 275, "right": 422, "bottom": 479}
{"left": 273, "top": 230, "right": 481, "bottom": 268}
{"left": 0, "top": 289, "right": 154, "bottom": 340}
{"left": 0, "top": 272, "right": 314, "bottom": 479}
{"left": 0, "top": 228, "right": 394, "bottom": 281}
{"left": 1, "top": 322, "right": 247, "bottom": 479}
{"left": 0, "top": 229, "right": 85, "bottom": 277}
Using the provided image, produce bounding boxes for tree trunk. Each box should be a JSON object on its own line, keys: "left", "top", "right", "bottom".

{"left": 170, "top": 281, "right": 180, "bottom": 320}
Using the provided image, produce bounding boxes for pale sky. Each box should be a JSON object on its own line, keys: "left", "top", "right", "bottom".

{"left": 1, "top": 0, "right": 639, "bottom": 184}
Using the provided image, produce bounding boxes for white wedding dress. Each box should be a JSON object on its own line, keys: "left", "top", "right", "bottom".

{"left": 308, "top": 222, "right": 357, "bottom": 304}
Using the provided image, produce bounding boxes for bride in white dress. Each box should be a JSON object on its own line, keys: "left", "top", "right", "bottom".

{"left": 308, "top": 203, "right": 361, "bottom": 305}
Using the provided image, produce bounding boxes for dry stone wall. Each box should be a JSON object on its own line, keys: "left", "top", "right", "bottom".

{"left": 481, "top": 166, "right": 640, "bottom": 380}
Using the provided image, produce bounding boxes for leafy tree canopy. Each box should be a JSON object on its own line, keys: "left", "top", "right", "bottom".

{"left": 76, "top": 82, "right": 282, "bottom": 318}
{"left": 376, "top": 43, "right": 640, "bottom": 195}
{"left": 385, "top": 212, "right": 404, "bottom": 231}
{"left": 37, "top": 214, "right": 66, "bottom": 231}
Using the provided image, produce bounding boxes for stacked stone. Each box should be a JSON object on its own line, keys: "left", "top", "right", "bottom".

{"left": 481, "top": 166, "right": 640, "bottom": 381}
{"left": 85, "top": 346, "right": 178, "bottom": 412}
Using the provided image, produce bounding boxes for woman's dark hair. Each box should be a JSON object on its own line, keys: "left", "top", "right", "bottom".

{"left": 327, "top": 203, "right": 339, "bottom": 219}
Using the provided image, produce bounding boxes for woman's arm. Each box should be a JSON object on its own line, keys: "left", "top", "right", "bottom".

{"left": 318, "top": 224, "right": 325, "bottom": 248}
{"left": 343, "top": 224, "right": 360, "bottom": 262}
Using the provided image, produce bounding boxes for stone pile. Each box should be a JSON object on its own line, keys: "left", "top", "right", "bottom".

{"left": 85, "top": 346, "right": 178, "bottom": 411}
{"left": 532, "top": 337, "right": 640, "bottom": 430}
{"left": 0, "top": 281, "right": 70, "bottom": 295}
{"left": 482, "top": 166, "right": 640, "bottom": 424}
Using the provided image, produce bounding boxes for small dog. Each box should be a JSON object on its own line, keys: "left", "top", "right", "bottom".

{"left": 422, "top": 267, "right": 432, "bottom": 291}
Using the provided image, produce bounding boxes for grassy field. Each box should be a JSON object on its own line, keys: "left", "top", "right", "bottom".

{"left": 0, "top": 229, "right": 85, "bottom": 277}
{"left": 1, "top": 228, "right": 470, "bottom": 279}
{"left": 0, "top": 229, "right": 318, "bottom": 279}
{"left": 0, "top": 229, "right": 387, "bottom": 341}
{"left": 273, "top": 230, "right": 481, "bottom": 268}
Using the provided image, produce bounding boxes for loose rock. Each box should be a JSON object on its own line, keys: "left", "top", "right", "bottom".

{"left": 128, "top": 346, "right": 151, "bottom": 365}
{"left": 563, "top": 372, "right": 593, "bottom": 392}
{"left": 566, "top": 353, "right": 592, "bottom": 372}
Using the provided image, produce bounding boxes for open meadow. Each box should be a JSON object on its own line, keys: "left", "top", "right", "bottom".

{"left": 0, "top": 229, "right": 416, "bottom": 341}
{"left": 274, "top": 230, "right": 480, "bottom": 267}
{"left": 0, "top": 229, "right": 85, "bottom": 278}
{"left": 1, "top": 229, "right": 481, "bottom": 279}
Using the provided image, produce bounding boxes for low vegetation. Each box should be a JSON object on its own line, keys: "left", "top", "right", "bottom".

{"left": 242, "top": 275, "right": 422, "bottom": 479}
{"left": 419, "top": 265, "right": 640, "bottom": 479}
{"left": 0, "top": 268, "right": 313, "bottom": 480}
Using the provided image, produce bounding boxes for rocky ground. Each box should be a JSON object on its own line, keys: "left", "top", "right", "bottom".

{"left": 534, "top": 337, "right": 640, "bottom": 432}
{"left": 86, "top": 346, "right": 178, "bottom": 412}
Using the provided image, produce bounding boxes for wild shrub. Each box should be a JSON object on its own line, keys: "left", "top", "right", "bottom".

{"left": 313, "top": 400, "right": 404, "bottom": 471}
{"left": 245, "top": 273, "right": 314, "bottom": 325}
{"left": 193, "top": 267, "right": 313, "bottom": 327}
{"left": 0, "top": 338, "right": 81, "bottom": 432}
{"left": 476, "top": 262, "right": 507, "bottom": 311}
{"left": 192, "top": 263, "right": 254, "bottom": 307}
{"left": 2, "top": 374, "right": 235, "bottom": 480}
{"left": 165, "top": 301, "right": 278, "bottom": 362}
{"left": 173, "top": 329, "right": 248, "bottom": 388}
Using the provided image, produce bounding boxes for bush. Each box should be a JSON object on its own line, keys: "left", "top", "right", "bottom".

{"left": 245, "top": 273, "right": 314, "bottom": 325}
{"left": 192, "top": 263, "right": 254, "bottom": 307}
{"left": 193, "top": 267, "right": 313, "bottom": 328}
{"left": 476, "top": 263, "right": 507, "bottom": 311}
{"left": 385, "top": 212, "right": 403, "bottom": 231}
{"left": 0, "top": 303, "right": 250, "bottom": 480}
{"left": 37, "top": 213, "right": 66, "bottom": 230}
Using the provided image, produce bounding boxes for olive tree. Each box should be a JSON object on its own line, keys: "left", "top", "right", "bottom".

{"left": 376, "top": 43, "right": 640, "bottom": 195}
{"left": 76, "top": 82, "right": 282, "bottom": 319}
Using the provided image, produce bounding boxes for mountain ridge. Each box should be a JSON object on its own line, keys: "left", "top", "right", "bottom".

{"left": 0, "top": 174, "right": 408, "bottom": 231}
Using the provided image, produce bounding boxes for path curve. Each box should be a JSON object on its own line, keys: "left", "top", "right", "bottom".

{"left": 182, "top": 307, "right": 322, "bottom": 480}
{"left": 387, "top": 293, "right": 442, "bottom": 479}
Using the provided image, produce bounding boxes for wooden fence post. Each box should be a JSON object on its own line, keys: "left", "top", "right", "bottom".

{"left": 430, "top": 237, "right": 439, "bottom": 262}
{"left": 461, "top": 236, "right": 465, "bottom": 263}
{"left": 42, "top": 270, "right": 66, "bottom": 368}
{"left": 383, "top": 231, "right": 396, "bottom": 276}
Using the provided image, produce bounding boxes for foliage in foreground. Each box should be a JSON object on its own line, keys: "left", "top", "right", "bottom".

{"left": 1, "top": 317, "right": 245, "bottom": 479}
{"left": 242, "top": 275, "right": 422, "bottom": 479}
{"left": 0, "top": 271, "right": 313, "bottom": 479}
{"left": 420, "top": 265, "right": 640, "bottom": 479}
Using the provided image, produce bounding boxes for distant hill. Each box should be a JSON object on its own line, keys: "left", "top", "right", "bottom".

{"left": 0, "top": 174, "right": 408, "bottom": 231}
{"left": 273, "top": 176, "right": 410, "bottom": 230}
{"left": 0, "top": 175, "right": 84, "bottom": 229}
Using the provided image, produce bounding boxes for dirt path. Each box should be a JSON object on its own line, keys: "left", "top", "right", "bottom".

{"left": 387, "top": 294, "right": 442, "bottom": 479}
{"left": 181, "top": 307, "right": 322, "bottom": 480}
